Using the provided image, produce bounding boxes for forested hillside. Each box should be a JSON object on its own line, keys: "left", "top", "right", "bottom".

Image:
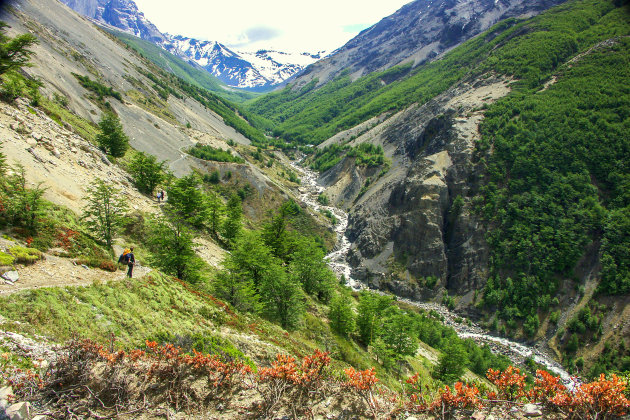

{"left": 247, "top": 0, "right": 630, "bottom": 375}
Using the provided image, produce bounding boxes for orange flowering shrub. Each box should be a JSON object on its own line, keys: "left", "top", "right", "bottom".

{"left": 344, "top": 367, "right": 380, "bottom": 417}
{"left": 404, "top": 373, "right": 429, "bottom": 412}
{"left": 256, "top": 350, "right": 331, "bottom": 418}
{"left": 56, "top": 228, "right": 79, "bottom": 251}
{"left": 551, "top": 374, "right": 629, "bottom": 418}
{"left": 486, "top": 366, "right": 528, "bottom": 401}
{"left": 430, "top": 382, "right": 483, "bottom": 415}
{"left": 529, "top": 369, "right": 567, "bottom": 407}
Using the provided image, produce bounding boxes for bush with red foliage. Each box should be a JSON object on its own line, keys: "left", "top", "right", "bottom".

{"left": 429, "top": 382, "right": 482, "bottom": 416}
{"left": 550, "top": 374, "right": 629, "bottom": 419}
{"left": 256, "top": 350, "right": 331, "bottom": 418}
{"left": 344, "top": 367, "right": 380, "bottom": 417}
{"left": 486, "top": 365, "right": 528, "bottom": 401}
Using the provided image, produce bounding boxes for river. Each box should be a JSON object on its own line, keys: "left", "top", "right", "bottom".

{"left": 290, "top": 160, "right": 573, "bottom": 383}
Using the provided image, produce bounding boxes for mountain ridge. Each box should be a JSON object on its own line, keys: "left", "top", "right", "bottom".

{"left": 58, "top": 0, "right": 324, "bottom": 90}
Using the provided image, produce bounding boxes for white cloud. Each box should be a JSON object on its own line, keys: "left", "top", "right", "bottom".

{"left": 133, "top": 0, "right": 411, "bottom": 52}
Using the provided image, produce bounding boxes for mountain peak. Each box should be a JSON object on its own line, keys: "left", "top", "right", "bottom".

{"left": 59, "top": 0, "right": 321, "bottom": 90}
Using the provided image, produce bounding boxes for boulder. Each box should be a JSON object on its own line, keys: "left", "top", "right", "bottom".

{"left": 5, "top": 401, "right": 30, "bottom": 420}
{"left": 523, "top": 403, "right": 543, "bottom": 417}
{"left": 0, "top": 386, "right": 13, "bottom": 410}
{"left": 1, "top": 271, "right": 18, "bottom": 283}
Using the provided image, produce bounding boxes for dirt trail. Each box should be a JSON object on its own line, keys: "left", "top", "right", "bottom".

{"left": 0, "top": 253, "right": 151, "bottom": 295}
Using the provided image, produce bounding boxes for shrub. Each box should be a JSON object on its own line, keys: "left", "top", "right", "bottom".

{"left": 99, "top": 260, "right": 117, "bottom": 272}
{"left": 0, "top": 251, "right": 15, "bottom": 266}
{"left": 8, "top": 246, "right": 43, "bottom": 265}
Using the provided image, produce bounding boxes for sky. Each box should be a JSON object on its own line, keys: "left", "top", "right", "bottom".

{"left": 132, "top": 0, "right": 412, "bottom": 53}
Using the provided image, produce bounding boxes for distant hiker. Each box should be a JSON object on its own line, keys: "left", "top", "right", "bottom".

{"left": 126, "top": 246, "right": 135, "bottom": 278}
{"left": 157, "top": 191, "right": 162, "bottom": 202}
{"left": 160, "top": 190, "right": 165, "bottom": 201}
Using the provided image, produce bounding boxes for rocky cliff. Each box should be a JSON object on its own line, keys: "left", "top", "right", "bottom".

{"left": 293, "top": 0, "right": 566, "bottom": 88}
{"left": 320, "top": 75, "right": 512, "bottom": 305}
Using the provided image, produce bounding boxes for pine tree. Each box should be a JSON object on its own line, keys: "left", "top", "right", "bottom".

{"left": 96, "top": 112, "right": 129, "bottom": 157}
{"left": 379, "top": 307, "right": 418, "bottom": 361}
{"left": 3, "top": 164, "right": 46, "bottom": 232}
{"left": 82, "top": 179, "right": 127, "bottom": 248}
{"left": 222, "top": 194, "right": 242, "bottom": 246}
{"left": 147, "top": 212, "right": 202, "bottom": 282}
{"left": 259, "top": 263, "right": 304, "bottom": 330}
{"left": 128, "top": 151, "right": 165, "bottom": 195}
{"left": 329, "top": 291, "right": 355, "bottom": 337}
{"left": 205, "top": 191, "right": 224, "bottom": 238}
{"left": 435, "top": 342, "right": 468, "bottom": 383}
{"left": 289, "top": 237, "right": 335, "bottom": 302}
{"left": 356, "top": 291, "right": 394, "bottom": 345}
{"left": 166, "top": 174, "right": 207, "bottom": 228}
{"left": 0, "top": 22, "right": 37, "bottom": 75}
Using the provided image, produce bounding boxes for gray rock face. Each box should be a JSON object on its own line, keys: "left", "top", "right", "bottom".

{"left": 60, "top": 0, "right": 166, "bottom": 44}
{"left": 293, "top": 0, "right": 567, "bottom": 88}
{"left": 334, "top": 76, "right": 509, "bottom": 302}
{"left": 5, "top": 401, "right": 30, "bottom": 420}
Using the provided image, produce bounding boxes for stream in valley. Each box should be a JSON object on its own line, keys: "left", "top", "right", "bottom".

{"left": 290, "top": 161, "right": 573, "bottom": 383}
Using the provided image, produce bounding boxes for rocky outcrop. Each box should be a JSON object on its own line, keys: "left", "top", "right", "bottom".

{"left": 327, "top": 75, "right": 511, "bottom": 302}
{"left": 292, "top": 0, "right": 567, "bottom": 88}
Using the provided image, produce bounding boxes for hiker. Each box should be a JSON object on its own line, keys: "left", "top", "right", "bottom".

{"left": 126, "top": 246, "right": 135, "bottom": 278}
{"left": 118, "top": 247, "right": 131, "bottom": 264}
{"left": 157, "top": 191, "right": 162, "bottom": 202}
{"left": 160, "top": 190, "right": 165, "bottom": 202}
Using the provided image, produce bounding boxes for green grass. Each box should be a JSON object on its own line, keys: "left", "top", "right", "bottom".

{"left": 8, "top": 246, "right": 43, "bottom": 265}
{"left": 39, "top": 97, "right": 99, "bottom": 144}
{"left": 188, "top": 144, "right": 245, "bottom": 163}
{"left": 0, "top": 272, "right": 229, "bottom": 348}
{"left": 0, "top": 251, "right": 15, "bottom": 266}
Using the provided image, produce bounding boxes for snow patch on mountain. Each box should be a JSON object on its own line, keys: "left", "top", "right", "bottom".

{"left": 59, "top": 0, "right": 324, "bottom": 90}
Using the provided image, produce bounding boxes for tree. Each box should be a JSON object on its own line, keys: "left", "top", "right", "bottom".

{"left": 435, "top": 342, "right": 468, "bottom": 383}
{"left": 146, "top": 212, "right": 202, "bottom": 282}
{"left": 2, "top": 164, "right": 46, "bottom": 231}
{"left": 329, "top": 290, "right": 355, "bottom": 337}
{"left": 96, "top": 112, "right": 129, "bottom": 157}
{"left": 166, "top": 174, "right": 207, "bottom": 228}
{"left": 0, "top": 22, "right": 37, "bottom": 75}
{"left": 289, "top": 237, "right": 335, "bottom": 302}
{"left": 205, "top": 191, "right": 224, "bottom": 238}
{"left": 128, "top": 151, "right": 165, "bottom": 195}
{"left": 213, "top": 231, "right": 270, "bottom": 311}
{"left": 259, "top": 263, "right": 305, "bottom": 330}
{"left": 378, "top": 307, "right": 418, "bottom": 362}
{"left": 356, "top": 291, "right": 395, "bottom": 345}
{"left": 222, "top": 194, "right": 242, "bottom": 246}
{"left": 262, "top": 200, "right": 300, "bottom": 260}
{"left": 82, "top": 179, "right": 127, "bottom": 248}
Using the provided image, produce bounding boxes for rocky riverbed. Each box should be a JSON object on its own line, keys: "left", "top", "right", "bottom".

{"left": 291, "top": 160, "right": 572, "bottom": 383}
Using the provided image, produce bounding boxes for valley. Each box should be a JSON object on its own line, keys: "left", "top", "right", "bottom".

{"left": 0, "top": 0, "right": 628, "bottom": 417}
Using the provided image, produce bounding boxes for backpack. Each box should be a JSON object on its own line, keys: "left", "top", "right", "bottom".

{"left": 117, "top": 248, "right": 131, "bottom": 264}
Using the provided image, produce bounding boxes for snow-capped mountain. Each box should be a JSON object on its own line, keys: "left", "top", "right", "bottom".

{"left": 164, "top": 35, "right": 324, "bottom": 90}
{"left": 58, "top": 0, "right": 323, "bottom": 90}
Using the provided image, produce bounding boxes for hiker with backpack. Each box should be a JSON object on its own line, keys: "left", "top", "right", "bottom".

{"left": 118, "top": 246, "right": 136, "bottom": 278}
{"left": 125, "top": 247, "right": 135, "bottom": 278}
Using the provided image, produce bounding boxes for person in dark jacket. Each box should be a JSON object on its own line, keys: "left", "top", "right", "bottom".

{"left": 126, "top": 246, "right": 135, "bottom": 278}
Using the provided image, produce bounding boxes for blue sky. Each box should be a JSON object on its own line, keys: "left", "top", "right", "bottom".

{"left": 132, "top": 0, "right": 411, "bottom": 53}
